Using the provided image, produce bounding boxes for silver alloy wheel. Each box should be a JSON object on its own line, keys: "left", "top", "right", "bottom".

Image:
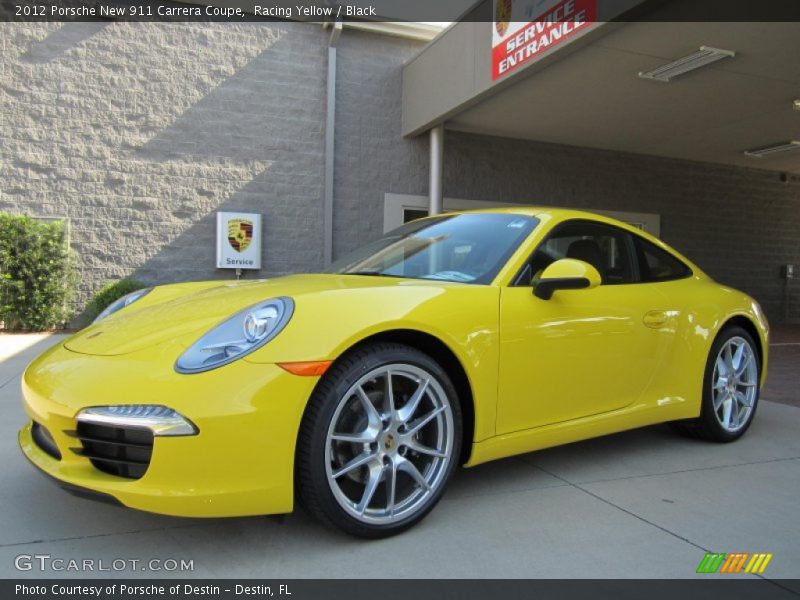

{"left": 712, "top": 336, "right": 758, "bottom": 432}
{"left": 324, "top": 364, "right": 455, "bottom": 525}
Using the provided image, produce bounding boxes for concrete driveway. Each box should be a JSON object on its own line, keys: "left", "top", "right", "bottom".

{"left": 1, "top": 332, "right": 798, "bottom": 580}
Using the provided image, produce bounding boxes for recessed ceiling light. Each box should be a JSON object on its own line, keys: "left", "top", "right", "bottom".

{"left": 638, "top": 46, "right": 735, "bottom": 82}
{"left": 744, "top": 141, "right": 800, "bottom": 158}
{"left": 793, "top": 99, "right": 800, "bottom": 111}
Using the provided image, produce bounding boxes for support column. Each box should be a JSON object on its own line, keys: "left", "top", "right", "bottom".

{"left": 429, "top": 124, "right": 444, "bottom": 216}
{"left": 323, "top": 21, "right": 342, "bottom": 266}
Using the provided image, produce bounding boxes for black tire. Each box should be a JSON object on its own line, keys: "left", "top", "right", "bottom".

{"left": 295, "top": 342, "right": 462, "bottom": 538}
{"left": 671, "top": 325, "right": 761, "bottom": 442}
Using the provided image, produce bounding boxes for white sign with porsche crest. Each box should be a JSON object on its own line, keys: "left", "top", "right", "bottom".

{"left": 216, "top": 211, "right": 262, "bottom": 270}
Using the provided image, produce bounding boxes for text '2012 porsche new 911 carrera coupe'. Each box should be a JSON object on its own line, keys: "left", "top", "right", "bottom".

{"left": 19, "top": 208, "right": 768, "bottom": 537}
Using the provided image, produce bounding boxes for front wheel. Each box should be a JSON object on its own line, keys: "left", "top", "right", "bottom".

{"left": 673, "top": 326, "right": 761, "bottom": 442}
{"left": 296, "top": 342, "right": 462, "bottom": 538}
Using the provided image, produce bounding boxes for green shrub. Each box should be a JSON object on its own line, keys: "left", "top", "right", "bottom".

{"left": 85, "top": 278, "right": 148, "bottom": 322}
{"left": 0, "top": 214, "right": 77, "bottom": 331}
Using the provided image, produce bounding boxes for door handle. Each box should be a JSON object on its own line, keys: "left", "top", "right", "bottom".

{"left": 643, "top": 310, "right": 668, "bottom": 328}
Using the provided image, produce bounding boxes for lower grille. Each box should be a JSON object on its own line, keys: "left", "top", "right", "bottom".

{"left": 32, "top": 422, "right": 62, "bottom": 460}
{"left": 70, "top": 422, "right": 153, "bottom": 480}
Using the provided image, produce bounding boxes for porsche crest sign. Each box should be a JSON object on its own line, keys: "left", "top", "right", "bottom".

{"left": 216, "top": 212, "right": 261, "bottom": 269}
{"left": 227, "top": 218, "right": 253, "bottom": 253}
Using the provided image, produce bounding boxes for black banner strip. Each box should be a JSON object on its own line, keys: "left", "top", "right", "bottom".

{"left": 2, "top": 0, "right": 800, "bottom": 23}
{"left": 4, "top": 579, "right": 800, "bottom": 600}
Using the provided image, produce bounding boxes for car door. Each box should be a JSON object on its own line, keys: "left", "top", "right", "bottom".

{"left": 496, "top": 219, "right": 675, "bottom": 434}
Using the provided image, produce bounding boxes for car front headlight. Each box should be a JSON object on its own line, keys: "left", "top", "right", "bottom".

{"left": 93, "top": 287, "right": 153, "bottom": 323}
{"left": 175, "top": 297, "right": 294, "bottom": 374}
{"left": 77, "top": 405, "right": 198, "bottom": 436}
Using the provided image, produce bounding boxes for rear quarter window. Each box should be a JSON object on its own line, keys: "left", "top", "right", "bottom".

{"left": 635, "top": 237, "right": 692, "bottom": 282}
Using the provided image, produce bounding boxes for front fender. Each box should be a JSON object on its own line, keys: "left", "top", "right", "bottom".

{"left": 246, "top": 284, "right": 501, "bottom": 441}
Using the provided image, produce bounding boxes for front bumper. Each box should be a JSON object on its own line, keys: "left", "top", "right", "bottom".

{"left": 19, "top": 339, "right": 319, "bottom": 517}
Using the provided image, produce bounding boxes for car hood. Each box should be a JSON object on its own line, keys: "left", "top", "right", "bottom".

{"left": 64, "top": 274, "right": 453, "bottom": 356}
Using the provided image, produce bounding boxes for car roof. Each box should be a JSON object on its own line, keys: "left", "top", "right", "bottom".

{"left": 442, "top": 206, "right": 640, "bottom": 231}
{"left": 442, "top": 205, "right": 646, "bottom": 236}
{"left": 447, "top": 205, "right": 613, "bottom": 220}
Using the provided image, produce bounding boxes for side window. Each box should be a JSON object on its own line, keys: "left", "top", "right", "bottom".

{"left": 635, "top": 237, "right": 692, "bottom": 282}
{"left": 517, "top": 221, "right": 636, "bottom": 286}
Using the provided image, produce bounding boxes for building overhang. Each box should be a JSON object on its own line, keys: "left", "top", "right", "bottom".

{"left": 402, "top": 0, "right": 800, "bottom": 175}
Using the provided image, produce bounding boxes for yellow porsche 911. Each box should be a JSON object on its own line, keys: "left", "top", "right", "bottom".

{"left": 19, "top": 208, "right": 768, "bottom": 538}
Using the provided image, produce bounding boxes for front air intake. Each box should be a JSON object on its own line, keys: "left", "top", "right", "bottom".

{"left": 69, "top": 422, "right": 153, "bottom": 480}
{"left": 32, "top": 422, "right": 62, "bottom": 460}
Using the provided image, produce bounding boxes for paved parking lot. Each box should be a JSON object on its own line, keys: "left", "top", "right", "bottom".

{"left": 1, "top": 331, "right": 798, "bottom": 581}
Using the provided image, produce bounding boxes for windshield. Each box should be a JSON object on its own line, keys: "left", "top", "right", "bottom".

{"left": 325, "top": 213, "right": 539, "bottom": 284}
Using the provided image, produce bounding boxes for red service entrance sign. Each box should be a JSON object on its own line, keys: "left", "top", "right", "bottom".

{"left": 492, "top": 0, "right": 597, "bottom": 80}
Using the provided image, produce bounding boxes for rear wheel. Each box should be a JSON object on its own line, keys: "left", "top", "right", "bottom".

{"left": 672, "top": 326, "right": 760, "bottom": 442}
{"left": 296, "top": 342, "right": 462, "bottom": 538}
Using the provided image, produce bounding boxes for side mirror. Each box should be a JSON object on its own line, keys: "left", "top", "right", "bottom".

{"left": 533, "top": 258, "right": 601, "bottom": 300}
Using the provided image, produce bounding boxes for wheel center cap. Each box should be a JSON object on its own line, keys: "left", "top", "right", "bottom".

{"left": 384, "top": 434, "right": 395, "bottom": 451}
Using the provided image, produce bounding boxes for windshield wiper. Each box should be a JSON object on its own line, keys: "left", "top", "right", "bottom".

{"left": 348, "top": 270, "right": 404, "bottom": 278}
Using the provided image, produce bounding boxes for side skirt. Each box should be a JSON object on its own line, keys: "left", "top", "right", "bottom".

{"left": 465, "top": 398, "right": 697, "bottom": 467}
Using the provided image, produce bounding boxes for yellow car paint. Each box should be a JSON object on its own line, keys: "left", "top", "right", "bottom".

{"left": 20, "top": 339, "right": 318, "bottom": 516}
{"left": 19, "top": 207, "right": 769, "bottom": 518}
{"left": 538, "top": 256, "right": 603, "bottom": 289}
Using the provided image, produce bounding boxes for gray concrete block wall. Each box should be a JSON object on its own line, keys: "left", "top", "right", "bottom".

{"left": 2, "top": 21, "right": 798, "bottom": 323}
{"left": 1, "top": 21, "right": 328, "bottom": 317}
{"left": 331, "top": 29, "right": 429, "bottom": 258}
